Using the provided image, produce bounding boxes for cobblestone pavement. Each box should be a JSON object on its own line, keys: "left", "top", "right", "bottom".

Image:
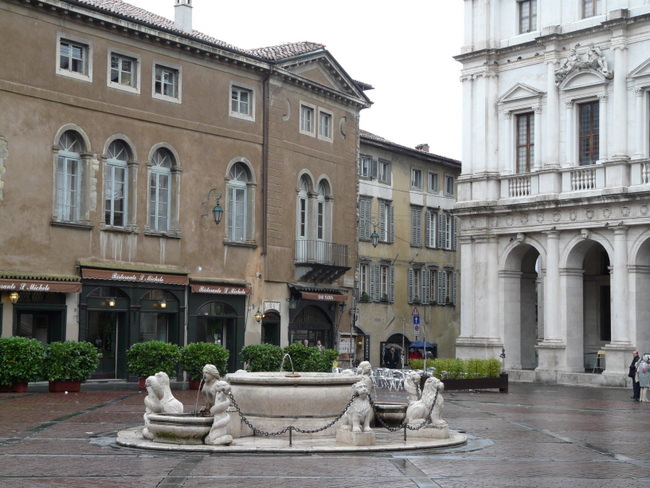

{"left": 1, "top": 381, "right": 649, "bottom": 487}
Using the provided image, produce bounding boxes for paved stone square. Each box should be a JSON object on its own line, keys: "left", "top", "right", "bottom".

{"left": 1, "top": 382, "right": 649, "bottom": 487}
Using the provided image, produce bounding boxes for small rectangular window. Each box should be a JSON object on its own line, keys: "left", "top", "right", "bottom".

{"left": 300, "top": 104, "right": 315, "bottom": 135}
{"left": 154, "top": 64, "right": 180, "bottom": 101}
{"left": 411, "top": 168, "right": 423, "bottom": 190}
{"left": 582, "top": 0, "right": 599, "bottom": 18}
{"left": 359, "top": 155, "right": 377, "bottom": 178}
{"left": 111, "top": 53, "right": 137, "bottom": 87}
{"left": 428, "top": 171, "right": 439, "bottom": 193}
{"left": 378, "top": 159, "right": 391, "bottom": 184}
{"left": 231, "top": 85, "right": 253, "bottom": 119}
{"left": 444, "top": 175, "right": 455, "bottom": 196}
{"left": 57, "top": 35, "right": 92, "bottom": 81}
{"left": 518, "top": 0, "right": 537, "bottom": 34}
{"left": 318, "top": 110, "right": 332, "bottom": 140}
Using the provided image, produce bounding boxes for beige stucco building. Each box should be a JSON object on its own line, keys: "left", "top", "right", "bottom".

{"left": 0, "top": 0, "right": 369, "bottom": 377}
{"left": 355, "top": 131, "right": 461, "bottom": 367}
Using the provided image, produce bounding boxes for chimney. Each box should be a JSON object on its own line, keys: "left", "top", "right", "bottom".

{"left": 174, "top": 0, "right": 193, "bottom": 33}
{"left": 415, "top": 143, "right": 430, "bottom": 152}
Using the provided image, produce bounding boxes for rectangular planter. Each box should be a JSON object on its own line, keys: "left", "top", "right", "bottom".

{"left": 442, "top": 374, "right": 508, "bottom": 393}
{"left": 48, "top": 380, "right": 82, "bottom": 393}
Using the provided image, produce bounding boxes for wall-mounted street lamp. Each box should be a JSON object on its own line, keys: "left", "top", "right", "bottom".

{"left": 9, "top": 291, "right": 19, "bottom": 304}
{"left": 254, "top": 307, "right": 265, "bottom": 323}
{"left": 103, "top": 297, "right": 116, "bottom": 307}
{"left": 206, "top": 188, "right": 224, "bottom": 225}
{"left": 370, "top": 218, "right": 380, "bottom": 248}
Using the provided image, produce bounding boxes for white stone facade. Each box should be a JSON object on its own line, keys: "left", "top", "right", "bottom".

{"left": 455, "top": 0, "right": 650, "bottom": 385}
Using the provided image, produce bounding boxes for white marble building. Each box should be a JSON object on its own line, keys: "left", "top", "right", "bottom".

{"left": 455, "top": 0, "right": 650, "bottom": 386}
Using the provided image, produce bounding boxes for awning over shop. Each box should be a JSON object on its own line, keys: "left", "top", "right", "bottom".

{"left": 0, "top": 277, "right": 81, "bottom": 293}
{"left": 81, "top": 268, "right": 188, "bottom": 285}
{"left": 300, "top": 291, "right": 346, "bottom": 302}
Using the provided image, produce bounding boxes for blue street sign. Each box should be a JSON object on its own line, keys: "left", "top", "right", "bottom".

{"left": 413, "top": 315, "right": 420, "bottom": 324}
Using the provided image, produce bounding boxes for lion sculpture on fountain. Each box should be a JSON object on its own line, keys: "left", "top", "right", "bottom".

{"left": 142, "top": 371, "right": 184, "bottom": 440}
{"left": 339, "top": 380, "right": 372, "bottom": 433}
{"left": 405, "top": 376, "right": 447, "bottom": 430}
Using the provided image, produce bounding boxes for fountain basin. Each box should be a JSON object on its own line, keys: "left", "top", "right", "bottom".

{"left": 374, "top": 402, "right": 408, "bottom": 427}
{"left": 225, "top": 371, "right": 361, "bottom": 435}
{"left": 147, "top": 413, "right": 213, "bottom": 445}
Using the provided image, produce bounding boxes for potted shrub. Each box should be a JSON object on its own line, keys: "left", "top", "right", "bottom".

{"left": 43, "top": 341, "right": 101, "bottom": 392}
{"left": 359, "top": 292, "right": 370, "bottom": 303}
{"left": 126, "top": 341, "right": 181, "bottom": 388}
{"left": 180, "top": 342, "right": 229, "bottom": 389}
{"left": 410, "top": 358, "right": 507, "bottom": 392}
{"left": 0, "top": 336, "right": 46, "bottom": 392}
{"left": 282, "top": 343, "right": 339, "bottom": 372}
{"left": 240, "top": 343, "right": 283, "bottom": 372}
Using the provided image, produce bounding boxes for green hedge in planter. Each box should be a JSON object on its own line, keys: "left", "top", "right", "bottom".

{"left": 409, "top": 358, "right": 502, "bottom": 379}
{"left": 0, "top": 336, "right": 46, "bottom": 386}
{"left": 43, "top": 341, "right": 101, "bottom": 382}
{"left": 282, "top": 343, "right": 339, "bottom": 373}
{"left": 180, "top": 342, "right": 229, "bottom": 379}
{"left": 126, "top": 341, "right": 180, "bottom": 378}
{"left": 240, "top": 344, "right": 283, "bottom": 372}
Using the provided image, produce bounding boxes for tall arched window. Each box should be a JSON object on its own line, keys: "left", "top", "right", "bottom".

{"left": 297, "top": 175, "right": 311, "bottom": 240}
{"left": 55, "top": 131, "right": 84, "bottom": 222}
{"left": 149, "top": 148, "right": 173, "bottom": 232}
{"left": 104, "top": 140, "right": 130, "bottom": 227}
{"left": 227, "top": 162, "right": 250, "bottom": 242}
{"left": 316, "top": 180, "right": 331, "bottom": 241}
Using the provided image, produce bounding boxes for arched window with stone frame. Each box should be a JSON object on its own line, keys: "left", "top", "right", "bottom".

{"left": 104, "top": 140, "right": 132, "bottom": 228}
{"left": 148, "top": 147, "right": 176, "bottom": 233}
{"left": 54, "top": 130, "right": 86, "bottom": 222}
{"left": 226, "top": 161, "right": 255, "bottom": 243}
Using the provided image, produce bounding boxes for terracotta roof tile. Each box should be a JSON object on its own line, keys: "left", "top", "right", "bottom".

{"left": 248, "top": 42, "right": 326, "bottom": 61}
{"left": 69, "top": 1, "right": 325, "bottom": 61}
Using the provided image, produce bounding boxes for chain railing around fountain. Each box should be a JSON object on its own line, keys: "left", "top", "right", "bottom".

{"left": 226, "top": 387, "right": 439, "bottom": 446}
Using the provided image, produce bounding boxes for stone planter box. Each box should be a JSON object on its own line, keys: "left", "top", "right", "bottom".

{"left": 441, "top": 374, "right": 508, "bottom": 393}
{"left": 48, "top": 380, "right": 82, "bottom": 393}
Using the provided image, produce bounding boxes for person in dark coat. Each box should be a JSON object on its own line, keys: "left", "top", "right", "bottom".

{"left": 383, "top": 346, "right": 399, "bottom": 369}
{"left": 629, "top": 350, "right": 640, "bottom": 401}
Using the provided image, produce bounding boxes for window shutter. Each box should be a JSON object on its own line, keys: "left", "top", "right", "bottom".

{"left": 437, "top": 270, "right": 446, "bottom": 304}
{"left": 407, "top": 267, "right": 414, "bottom": 303}
{"left": 388, "top": 204, "right": 395, "bottom": 243}
{"left": 451, "top": 216, "right": 458, "bottom": 250}
{"left": 451, "top": 270, "right": 457, "bottom": 305}
{"left": 421, "top": 268, "right": 431, "bottom": 304}
{"left": 430, "top": 270, "right": 438, "bottom": 304}
{"left": 370, "top": 159, "right": 378, "bottom": 179}
{"left": 388, "top": 266, "right": 395, "bottom": 303}
{"left": 438, "top": 212, "right": 447, "bottom": 249}
{"left": 411, "top": 207, "right": 422, "bottom": 247}
{"left": 370, "top": 263, "right": 380, "bottom": 302}
{"left": 359, "top": 198, "right": 371, "bottom": 240}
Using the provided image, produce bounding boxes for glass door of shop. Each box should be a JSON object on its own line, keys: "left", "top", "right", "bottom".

{"left": 87, "top": 310, "right": 124, "bottom": 378}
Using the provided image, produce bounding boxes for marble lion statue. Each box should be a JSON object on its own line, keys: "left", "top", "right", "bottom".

{"left": 142, "top": 371, "right": 183, "bottom": 440}
{"left": 404, "top": 371, "right": 422, "bottom": 404}
{"left": 339, "top": 380, "right": 372, "bottom": 433}
{"left": 405, "top": 376, "right": 447, "bottom": 429}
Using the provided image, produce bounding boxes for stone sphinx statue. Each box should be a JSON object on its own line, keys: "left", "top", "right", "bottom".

{"left": 200, "top": 364, "right": 233, "bottom": 445}
{"left": 142, "top": 371, "right": 183, "bottom": 440}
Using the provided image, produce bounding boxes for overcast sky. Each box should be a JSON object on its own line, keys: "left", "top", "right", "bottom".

{"left": 127, "top": 0, "right": 464, "bottom": 161}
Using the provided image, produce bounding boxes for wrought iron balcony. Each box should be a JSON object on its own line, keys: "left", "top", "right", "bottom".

{"left": 294, "top": 239, "right": 349, "bottom": 282}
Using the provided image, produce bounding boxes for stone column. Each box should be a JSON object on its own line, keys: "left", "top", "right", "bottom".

{"left": 562, "top": 268, "right": 584, "bottom": 372}
{"left": 545, "top": 56, "right": 560, "bottom": 167}
{"left": 598, "top": 95, "right": 608, "bottom": 162}
{"left": 633, "top": 88, "right": 645, "bottom": 160}
{"left": 611, "top": 41, "right": 628, "bottom": 160}
{"left": 609, "top": 225, "right": 630, "bottom": 345}
{"left": 533, "top": 105, "right": 542, "bottom": 170}
{"left": 537, "top": 230, "right": 563, "bottom": 378}
{"left": 500, "top": 269, "right": 522, "bottom": 369}
{"left": 458, "top": 235, "right": 475, "bottom": 338}
{"left": 564, "top": 101, "right": 575, "bottom": 166}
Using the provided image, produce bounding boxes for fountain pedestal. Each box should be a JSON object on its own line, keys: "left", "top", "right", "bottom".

{"left": 336, "top": 430, "right": 376, "bottom": 446}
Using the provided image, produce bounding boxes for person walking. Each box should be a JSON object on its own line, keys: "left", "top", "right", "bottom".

{"left": 383, "top": 346, "right": 398, "bottom": 369}
{"left": 637, "top": 353, "right": 650, "bottom": 403}
{"left": 629, "top": 350, "right": 640, "bottom": 401}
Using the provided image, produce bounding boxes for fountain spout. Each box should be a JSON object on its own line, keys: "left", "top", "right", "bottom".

{"left": 280, "top": 353, "right": 300, "bottom": 377}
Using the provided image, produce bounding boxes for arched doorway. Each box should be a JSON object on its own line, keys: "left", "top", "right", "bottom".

{"left": 261, "top": 310, "right": 280, "bottom": 346}
{"left": 564, "top": 239, "right": 610, "bottom": 372}
{"left": 289, "top": 304, "right": 333, "bottom": 348}
{"left": 502, "top": 242, "right": 541, "bottom": 370}
{"left": 192, "top": 301, "right": 239, "bottom": 372}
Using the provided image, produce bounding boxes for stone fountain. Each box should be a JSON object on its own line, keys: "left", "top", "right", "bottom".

{"left": 116, "top": 360, "right": 467, "bottom": 452}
